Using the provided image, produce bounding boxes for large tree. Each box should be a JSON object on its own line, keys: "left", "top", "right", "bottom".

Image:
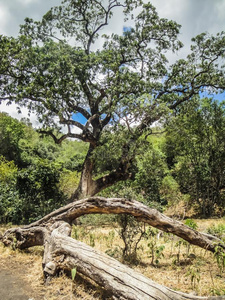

{"left": 0, "top": 0, "right": 225, "bottom": 199}
{"left": 165, "top": 97, "right": 225, "bottom": 217}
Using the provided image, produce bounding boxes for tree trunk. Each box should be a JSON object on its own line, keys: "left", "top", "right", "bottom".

{"left": 71, "top": 144, "right": 133, "bottom": 200}
{"left": 1, "top": 197, "right": 225, "bottom": 300}
{"left": 71, "top": 144, "right": 98, "bottom": 200}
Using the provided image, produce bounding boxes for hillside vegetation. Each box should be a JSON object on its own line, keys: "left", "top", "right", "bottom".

{"left": 1, "top": 96, "right": 225, "bottom": 224}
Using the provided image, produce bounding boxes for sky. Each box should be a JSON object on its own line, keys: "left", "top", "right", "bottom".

{"left": 0, "top": 0, "right": 225, "bottom": 124}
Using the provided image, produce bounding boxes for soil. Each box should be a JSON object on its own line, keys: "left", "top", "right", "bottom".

{"left": 0, "top": 253, "right": 43, "bottom": 300}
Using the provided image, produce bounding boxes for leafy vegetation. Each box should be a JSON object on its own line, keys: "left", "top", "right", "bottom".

{"left": 0, "top": 113, "right": 85, "bottom": 224}
{"left": 0, "top": 0, "right": 224, "bottom": 199}
{"left": 2, "top": 95, "right": 225, "bottom": 224}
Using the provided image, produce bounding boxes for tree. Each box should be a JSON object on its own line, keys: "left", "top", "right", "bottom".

{"left": 0, "top": 0, "right": 224, "bottom": 199}
{"left": 164, "top": 97, "right": 225, "bottom": 216}
{"left": 0, "top": 155, "right": 19, "bottom": 223}
{"left": 1, "top": 1, "right": 225, "bottom": 297}
{"left": 0, "top": 115, "right": 73, "bottom": 223}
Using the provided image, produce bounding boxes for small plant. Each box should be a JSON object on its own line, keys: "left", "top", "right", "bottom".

{"left": 210, "top": 287, "right": 225, "bottom": 296}
{"left": 104, "top": 230, "right": 115, "bottom": 248}
{"left": 105, "top": 247, "right": 121, "bottom": 259}
{"left": 214, "top": 245, "right": 225, "bottom": 275}
{"left": 71, "top": 225, "right": 87, "bottom": 241}
{"left": 184, "top": 219, "right": 198, "bottom": 230}
{"left": 185, "top": 266, "right": 201, "bottom": 290}
{"left": 89, "top": 233, "right": 96, "bottom": 248}
{"left": 118, "top": 214, "right": 145, "bottom": 263}
{"left": 174, "top": 239, "right": 182, "bottom": 264}
{"left": 71, "top": 267, "right": 77, "bottom": 281}
{"left": 145, "top": 227, "right": 165, "bottom": 266}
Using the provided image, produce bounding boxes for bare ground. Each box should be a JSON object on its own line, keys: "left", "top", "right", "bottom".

{"left": 0, "top": 252, "right": 43, "bottom": 300}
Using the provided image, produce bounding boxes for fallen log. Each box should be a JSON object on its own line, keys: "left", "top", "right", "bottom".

{"left": 43, "top": 222, "right": 225, "bottom": 300}
{"left": 1, "top": 197, "right": 225, "bottom": 300}
{"left": 3, "top": 197, "right": 223, "bottom": 252}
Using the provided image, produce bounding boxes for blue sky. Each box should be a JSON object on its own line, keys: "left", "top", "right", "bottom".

{"left": 201, "top": 91, "right": 225, "bottom": 102}
{"left": 72, "top": 113, "right": 87, "bottom": 125}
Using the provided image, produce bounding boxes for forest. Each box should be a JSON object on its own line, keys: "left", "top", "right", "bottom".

{"left": 1, "top": 95, "right": 225, "bottom": 225}
{"left": 1, "top": 0, "right": 225, "bottom": 299}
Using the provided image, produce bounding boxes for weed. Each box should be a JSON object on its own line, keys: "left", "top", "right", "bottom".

{"left": 104, "top": 230, "right": 115, "bottom": 248}
{"left": 71, "top": 225, "right": 86, "bottom": 240}
{"left": 210, "top": 287, "right": 225, "bottom": 296}
{"left": 207, "top": 224, "right": 225, "bottom": 240}
{"left": 184, "top": 219, "right": 198, "bottom": 230}
{"left": 105, "top": 247, "right": 121, "bottom": 259}
{"left": 145, "top": 227, "right": 165, "bottom": 266}
{"left": 118, "top": 214, "right": 145, "bottom": 263}
{"left": 71, "top": 267, "right": 77, "bottom": 281}
{"left": 214, "top": 245, "right": 225, "bottom": 275}
{"left": 89, "top": 233, "right": 95, "bottom": 248}
{"left": 186, "top": 266, "right": 201, "bottom": 290}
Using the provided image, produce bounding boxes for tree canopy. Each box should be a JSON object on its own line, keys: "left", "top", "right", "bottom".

{"left": 0, "top": 0, "right": 225, "bottom": 199}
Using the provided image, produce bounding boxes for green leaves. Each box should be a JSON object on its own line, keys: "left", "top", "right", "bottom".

{"left": 71, "top": 267, "right": 77, "bottom": 281}
{"left": 164, "top": 97, "right": 225, "bottom": 216}
{"left": 0, "top": 0, "right": 225, "bottom": 201}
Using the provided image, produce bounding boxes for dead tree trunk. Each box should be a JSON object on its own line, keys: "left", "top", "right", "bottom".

{"left": 43, "top": 222, "right": 222, "bottom": 300}
{"left": 1, "top": 197, "right": 225, "bottom": 300}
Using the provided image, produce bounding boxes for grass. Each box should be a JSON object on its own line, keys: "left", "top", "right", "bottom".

{"left": 1, "top": 218, "right": 225, "bottom": 298}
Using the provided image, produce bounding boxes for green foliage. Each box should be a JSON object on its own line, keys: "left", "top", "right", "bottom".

{"left": 207, "top": 224, "right": 225, "bottom": 239}
{"left": 99, "top": 133, "right": 168, "bottom": 210}
{"left": 0, "top": 156, "right": 20, "bottom": 224}
{"left": 164, "top": 97, "right": 225, "bottom": 216}
{"left": 0, "top": 115, "right": 87, "bottom": 224}
{"left": 210, "top": 288, "right": 225, "bottom": 296}
{"left": 185, "top": 266, "right": 201, "bottom": 289}
{"left": 89, "top": 233, "right": 96, "bottom": 248}
{"left": 0, "top": 112, "right": 25, "bottom": 166}
{"left": 118, "top": 214, "right": 145, "bottom": 263}
{"left": 214, "top": 245, "right": 225, "bottom": 275}
{"left": 134, "top": 138, "right": 168, "bottom": 205}
{"left": 184, "top": 219, "right": 198, "bottom": 231}
{"left": 160, "top": 175, "right": 181, "bottom": 205}
{"left": 71, "top": 267, "right": 77, "bottom": 281}
{"left": 16, "top": 159, "right": 67, "bottom": 223}
{"left": 0, "top": 155, "right": 17, "bottom": 183}
{"left": 145, "top": 227, "right": 165, "bottom": 265}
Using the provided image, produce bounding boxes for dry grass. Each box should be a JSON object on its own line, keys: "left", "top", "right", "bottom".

{"left": 1, "top": 218, "right": 225, "bottom": 299}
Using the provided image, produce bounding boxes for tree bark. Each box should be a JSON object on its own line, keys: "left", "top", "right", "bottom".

{"left": 1, "top": 197, "right": 225, "bottom": 300}
{"left": 71, "top": 144, "right": 97, "bottom": 200}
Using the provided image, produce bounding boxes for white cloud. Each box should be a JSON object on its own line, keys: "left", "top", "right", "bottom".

{"left": 0, "top": 4, "right": 10, "bottom": 35}
{"left": 0, "top": 102, "right": 40, "bottom": 127}
{"left": 17, "top": 0, "right": 38, "bottom": 5}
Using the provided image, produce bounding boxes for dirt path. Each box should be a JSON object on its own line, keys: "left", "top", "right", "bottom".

{"left": 0, "top": 252, "right": 43, "bottom": 300}
{"left": 0, "top": 267, "right": 33, "bottom": 300}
